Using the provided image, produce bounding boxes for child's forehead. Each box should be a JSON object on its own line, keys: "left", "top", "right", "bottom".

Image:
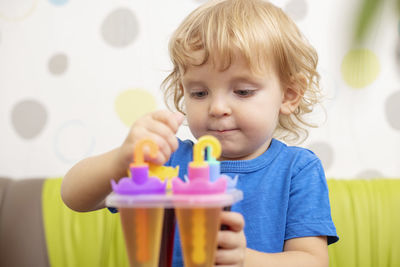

{"left": 181, "top": 48, "right": 277, "bottom": 76}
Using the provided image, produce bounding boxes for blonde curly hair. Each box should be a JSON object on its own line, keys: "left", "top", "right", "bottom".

{"left": 161, "top": 0, "right": 322, "bottom": 143}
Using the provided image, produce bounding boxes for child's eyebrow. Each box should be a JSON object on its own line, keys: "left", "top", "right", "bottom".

{"left": 181, "top": 79, "right": 207, "bottom": 88}
{"left": 229, "top": 76, "right": 263, "bottom": 86}
{"left": 230, "top": 76, "right": 257, "bottom": 83}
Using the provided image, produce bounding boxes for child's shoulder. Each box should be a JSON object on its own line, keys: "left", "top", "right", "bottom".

{"left": 274, "top": 139, "right": 317, "bottom": 157}
{"left": 268, "top": 140, "right": 327, "bottom": 187}
{"left": 274, "top": 139, "right": 322, "bottom": 169}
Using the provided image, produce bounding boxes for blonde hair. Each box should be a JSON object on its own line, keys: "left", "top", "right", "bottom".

{"left": 161, "top": 0, "right": 322, "bottom": 143}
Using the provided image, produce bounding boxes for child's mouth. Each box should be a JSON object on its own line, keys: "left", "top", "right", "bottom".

{"left": 210, "top": 128, "right": 239, "bottom": 134}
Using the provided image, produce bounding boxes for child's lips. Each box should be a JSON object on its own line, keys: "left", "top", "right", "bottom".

{"left": 209, "top": 128, "right": 239, "bottom": 134}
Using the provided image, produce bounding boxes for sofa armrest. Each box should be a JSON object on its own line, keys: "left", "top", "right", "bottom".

{"left": 0, "top": 178, "right": 49, "bottom": 267}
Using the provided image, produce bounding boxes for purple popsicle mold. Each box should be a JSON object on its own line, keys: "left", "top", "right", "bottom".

{"left": 111, "top": 165, "right": 166, "bottom": 195}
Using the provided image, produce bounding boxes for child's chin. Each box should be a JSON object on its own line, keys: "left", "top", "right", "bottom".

{"left": 219, "top": 150, "right": 247, "bottom": 161}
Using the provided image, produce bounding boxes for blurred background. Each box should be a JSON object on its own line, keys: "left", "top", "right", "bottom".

{"left": 0, "top": 0, "right": 399, "bottom": 179}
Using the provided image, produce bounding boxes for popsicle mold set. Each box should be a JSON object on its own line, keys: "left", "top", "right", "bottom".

{"left": 106, "top": 135, "right": 243, "bottom": 267}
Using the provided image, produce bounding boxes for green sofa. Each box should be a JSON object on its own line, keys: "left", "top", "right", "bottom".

{"left": 0, "top": 177, "right": 399, "bottom": 267}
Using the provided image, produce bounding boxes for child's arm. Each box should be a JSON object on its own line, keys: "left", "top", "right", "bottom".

{"left": 215, "top": 211, "right": 328, "bottom": 267}
{"left": 61, "top": 110, "right": 184, "bottom": 212}
{"left": 245, "top": 237, "right": 328, "bottom": 267}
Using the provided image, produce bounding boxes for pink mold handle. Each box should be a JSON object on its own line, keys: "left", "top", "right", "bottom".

{"left": 172, "top": 135, "right": 227, "bottom": 195}
{"left": 111, "top": 139, "right": 166, "bottom": 195}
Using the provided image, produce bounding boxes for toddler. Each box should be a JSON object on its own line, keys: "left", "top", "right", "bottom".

{"left": 62, "top": 0, "right": 338, "bottom": 266}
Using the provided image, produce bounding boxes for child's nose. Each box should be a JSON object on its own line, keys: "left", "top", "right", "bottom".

{"left": 209, "top": 96, "right": 231, "bottom": 117}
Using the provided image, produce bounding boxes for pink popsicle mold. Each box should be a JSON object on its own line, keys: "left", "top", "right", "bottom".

{"left": 172, "top": 135, "right": 228, "bottom": 195}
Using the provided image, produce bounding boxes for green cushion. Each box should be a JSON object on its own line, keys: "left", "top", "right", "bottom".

{"left": 42, "top": 178, "right": 129, "bottom": 267}
{"left": 328, "top": 179, "right": 400, "bottom": 267}
{"left": 42, "top": 178, "right": 400, "bottom": 266}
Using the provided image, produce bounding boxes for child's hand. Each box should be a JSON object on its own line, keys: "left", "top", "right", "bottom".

{"left": 215, "top": 211, "right": 247, "bottom": 267}
{"left": 118, "top": 110, "right": 185, "bottom": 167}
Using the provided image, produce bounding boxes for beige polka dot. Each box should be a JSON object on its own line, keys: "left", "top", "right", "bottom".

{"left": 307, "top": 142, "right": 334, "bottom": 171}
{"left": 11, "top": 99, "right": 48, "bottom": 139}
{"left": 284, "top": 0, "right": 308, "bottom": 21}
{"left": 48, "top": 53, "right": 68, "bottom": 75}
{"left": 385, "top": 90, "right": 400, "bottom": 130}
{"left": 101, "top": 8, "right": 139, "bottom": 48}
{"left": 356, "top": 169, "right": 384, "bottom": 179}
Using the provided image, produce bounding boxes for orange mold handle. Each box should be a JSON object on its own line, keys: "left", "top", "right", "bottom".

{"left": 130, "top": 139, "right": 159, "bottom": 185}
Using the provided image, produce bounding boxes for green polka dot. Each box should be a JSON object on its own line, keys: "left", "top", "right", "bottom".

{"left": 115, "top": 89, "right": 157, "bottom": 127}
{"left": 341, "top": 49, "right": 380, "bottom": 89}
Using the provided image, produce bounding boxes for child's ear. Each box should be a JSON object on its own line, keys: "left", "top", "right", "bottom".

{"left": 280, "top": 74, "right": 306, "bottom": 115}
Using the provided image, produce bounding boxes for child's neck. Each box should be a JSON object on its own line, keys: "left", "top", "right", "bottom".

{"left": 218, "top": 138, "right": 273, "bottom": 161}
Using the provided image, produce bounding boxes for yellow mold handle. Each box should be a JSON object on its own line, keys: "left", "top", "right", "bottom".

{"left": 192, "top": 136, "right": 221, "bottom": 167}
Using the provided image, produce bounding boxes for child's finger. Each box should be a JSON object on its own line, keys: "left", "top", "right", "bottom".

{"left": 148, "top": 130, "right": 178, "bottom": 155}
{"left": 214, "top": 247, "right": 243, "bottom": 265}
{"left": 219, "top": 211, "right": 245, "bottom": 232}
{"left": 152, "top": 110, "right": 184, "bottom": 133}
{"left": 217, "top": 230, "right": 239, "bottom": 249}
{"left": 146, "top": 121, "right": 178, "bottom": 152}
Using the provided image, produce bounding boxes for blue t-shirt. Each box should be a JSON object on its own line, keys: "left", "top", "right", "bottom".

{"left": 167, "top": 138, "right": 338, "bottom": 266}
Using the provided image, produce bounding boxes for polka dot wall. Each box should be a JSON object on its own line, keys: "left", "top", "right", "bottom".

{"left": 0, "top": 0, "right": 399, "bottom": 179}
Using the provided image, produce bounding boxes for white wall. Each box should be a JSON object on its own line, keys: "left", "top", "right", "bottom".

{"left": 0, "top": 0, "right": 399, "bottom": 179}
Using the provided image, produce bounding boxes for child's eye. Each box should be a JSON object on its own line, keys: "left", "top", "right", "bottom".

{"left": 234, "top": 89, "right": 255, "bottom": 97}
{"left": 190, "top": 90, "right": 208, "bottom": 99}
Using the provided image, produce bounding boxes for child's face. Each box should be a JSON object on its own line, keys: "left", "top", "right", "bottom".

{"left": 182, "top": 52, "right": 286, "bottom": 161}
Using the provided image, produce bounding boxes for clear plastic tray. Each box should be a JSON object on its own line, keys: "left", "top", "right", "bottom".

{"left": 106, "top": 189, "right": 243, "bottom": 208}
